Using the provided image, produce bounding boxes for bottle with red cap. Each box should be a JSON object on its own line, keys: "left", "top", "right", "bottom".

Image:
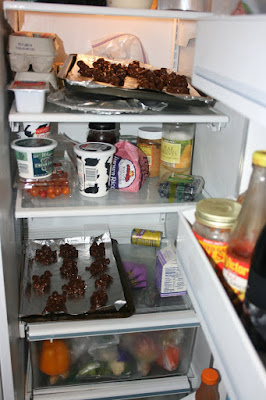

{"left": 195, "top": 368, "right": 220, "bottom": 400}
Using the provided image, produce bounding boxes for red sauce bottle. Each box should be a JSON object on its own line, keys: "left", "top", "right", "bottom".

{"left": 223, "top": 150, "right": 266, "bottom": 301}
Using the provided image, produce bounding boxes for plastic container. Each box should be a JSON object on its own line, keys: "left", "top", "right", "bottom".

{"left": 87, "top": 123, "right": 118, "bottom": 145}
{"left": 18, "top": 160, "right": 74, "bottom": 200}
{"left": 192, "top": 198, "right": 241, "bottom": 271}
{"left": 160, "top": 123, "right": 195, "bottom": 179}
{"left": 195, "top": 368, "right": 220, "bottom": 400}
{"left": 158, "top": 173, "right": 204, "bottom": 203}
{"left": 107, "top": 0, "right": 153, "bottom": 8}
{"left": 137, "top": 126, "right": 162, "bottom": 178}
{"left": 17, "top": 122, "right": 51, "bottom": 139}
{"left": 15, "top": 71, "right": 58, "bottom": 89}
{"left": 74, "top": 142, "right": 116, "bottom": 197}
{"left": 157, "top": 0, "right": 212, "bottom": 12}
{"left": 11, "top": 138, "right": 57, "bottom": 179}
{"left": 8, "top": 81, "right": 50, "bottom": 113}
{"left": 8, "top": 31, "right": 58, "bottom": 73}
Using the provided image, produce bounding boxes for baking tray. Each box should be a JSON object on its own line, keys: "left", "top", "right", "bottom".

{"left": 58, "top": 54, "right": 214, "bottom": 107}
{"left": 20, "top": 235, "right": 135, "bottom": 323}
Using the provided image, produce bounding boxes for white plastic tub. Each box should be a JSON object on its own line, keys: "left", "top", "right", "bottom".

{"left": 11, "top": 138, "right": 57, "bottom": 179}
{"left": 74, "top": 142, "right": 116, "bottom": 197}
{"left": 8, "top": 81, "right": 50, "bottom": 113}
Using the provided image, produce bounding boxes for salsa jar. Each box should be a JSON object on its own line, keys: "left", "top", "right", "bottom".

{"left": 192, "top": 198, "right": 241, "bottom": 271}
{"left": 137, "top": 126, "right": 162, "bottom": 177}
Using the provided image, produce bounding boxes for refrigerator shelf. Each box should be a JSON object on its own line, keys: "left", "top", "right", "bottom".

{"left": 3, "top": 1, "right": 212, "bottom": 20}
{"left": 8, "top": 101, "right": 229, "bottom": 125}
{"left": 15, "top": 178, "right": 207, "bottom": 219}
{"left": 177, "top": 208, "right": 266, "bottom": 400}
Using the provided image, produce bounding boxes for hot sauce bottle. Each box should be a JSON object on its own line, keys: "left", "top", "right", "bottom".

{"left": 223, "top": 150, "right": 266, "bottom": 302}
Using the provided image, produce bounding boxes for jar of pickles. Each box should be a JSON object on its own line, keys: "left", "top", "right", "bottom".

{"left": 192, "top": 198, "right": 241, "bottom": 271}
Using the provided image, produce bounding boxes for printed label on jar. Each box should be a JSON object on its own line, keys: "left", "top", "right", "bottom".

{"left": 138, "top": 143, "right": 152, "bottom": 166}
{"left": 161, "top": 139, "right": 193, "bottom": 168}
{"left": 223, "top": 253, "right": 249, "bottom": 300}
{"left": 193, "top": 231, "right": 227, "bottom": 270}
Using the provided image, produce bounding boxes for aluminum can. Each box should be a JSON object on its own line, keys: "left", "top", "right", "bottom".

{"left": 131, "top": 228, "right": 162, "bottom": 247}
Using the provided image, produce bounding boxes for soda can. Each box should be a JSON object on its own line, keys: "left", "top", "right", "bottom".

{"left": 131, "top": 228, "right": 162, "bottom": 247}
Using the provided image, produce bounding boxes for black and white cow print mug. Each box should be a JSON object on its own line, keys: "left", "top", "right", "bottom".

{"left": 74, "top": 142, "right": 116, "bottom": 197}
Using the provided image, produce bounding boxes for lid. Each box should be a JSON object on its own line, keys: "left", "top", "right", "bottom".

{"left": 138, "top": 126, "right": 162, "bottom": 140}
{"left": 252, "top": 150, "right": 266, "bottom": 167}
{"left": 201, "top": 368, "right": 219, "bottom": 385}
{"left": 89, "top": 123, "right": 116, "bottom": 131}
{"left": 8, "top": 80, "right": 50, "bottom": 92}
{"left": 74, "top": 142, "right": 116, "bottom": 158}
{"left": 195, "top": 198, "right": 241, "bottom": 229}
{"left": 11, "top": 138, "right": 57, "bottom": 152}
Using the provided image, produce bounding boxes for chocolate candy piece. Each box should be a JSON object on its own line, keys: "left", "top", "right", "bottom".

{"left": 59, "top": 243, "right": 78, "bottom": 259}
{"left": 35, "top": 245, "right": 57, "bottom": 265}
{"left": 95, "top": 273, "right": 113, "bottom": 290}
{"left": 62, "top": 275, "right": 87, "bottom": 297}
{"left": 32, "top": 270, "right": 52, "bottom": 292}
{"left": 90, "top": 241, "right": 105, "bottom": 258}
{"left": 43, "top": 291, "right": 66, "bottom": 314}
{"left": 86, "top": 257, "right": 110, "bottom": 277}
{"left": 60, "top": 258, "right": 78, "bottom": 278}
{"left": 90, "top": 290, "right": 108, "bottom": 310}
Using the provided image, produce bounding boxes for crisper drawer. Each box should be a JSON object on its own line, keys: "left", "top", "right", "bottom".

{"left": 28, "top": 328, "right": 195, "bottom": 399}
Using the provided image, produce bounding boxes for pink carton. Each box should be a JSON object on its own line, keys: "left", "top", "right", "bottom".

{"left": 156, "top": 244, "right": 187, "bottom": 297}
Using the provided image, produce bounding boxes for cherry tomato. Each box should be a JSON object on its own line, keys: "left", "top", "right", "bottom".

{"left": 48, "top": 192, "right": 56, "bottom": 199}
{"left": 47, "top": 186, "right": 55, "bottom": 195}
{"left": 61, "top": 186, "right": 70, "bottom": 195}
{"left": 39, "top": 190, "right": 47, "bottom": 198}
{"left": 54, "top": 186, "right": 62, "bottom": 196}
{"left": 30, "top": 187, "right": 39, "bottom": 197}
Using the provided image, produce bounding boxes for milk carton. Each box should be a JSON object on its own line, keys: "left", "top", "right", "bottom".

{"left": 156, "top": 244, "right": 186, "bottom": 297}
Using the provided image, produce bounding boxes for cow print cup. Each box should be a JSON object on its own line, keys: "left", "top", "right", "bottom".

{"left": 74, "top": 142, "right": 116, "bottom": 197}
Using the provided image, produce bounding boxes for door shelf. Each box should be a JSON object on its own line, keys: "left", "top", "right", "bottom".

{"left": 3, "top": 1, "right": 212, "bottom": 20}
{"left": 177, "top": 208, "right": 266, "bottom": 400}
{"left": 8, "top": 101, "right": 228, "bottom": 125}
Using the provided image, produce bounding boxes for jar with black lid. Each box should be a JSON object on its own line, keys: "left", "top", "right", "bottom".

{"left": 87, "top": 123, "right": 119, "bottom": 145}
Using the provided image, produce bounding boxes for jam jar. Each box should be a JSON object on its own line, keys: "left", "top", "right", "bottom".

{"left": 87, "top": 123, "right": 119, "bottom": 145}
{"left": 192, "top": 198, "right": 241, "bottom": 271}
{"left": 137, "top": 126, "right": 162, "bottom": 177}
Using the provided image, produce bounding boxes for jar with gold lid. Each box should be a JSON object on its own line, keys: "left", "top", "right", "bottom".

{"left": 192, "top": 198, "right": 241, "bottom": 271}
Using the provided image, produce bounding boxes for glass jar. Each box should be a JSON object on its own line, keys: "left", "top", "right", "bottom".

{"left": 137, "top": 126, "right": 162, "bottom": 177}
{"left": 87, "top": 123, "right": 119, "bottom": 145}
{"left": 192, "top": 198, "right": 241, "bottom": 271}
{"left": 160, "top": 123, "right": 195, "bottom": 179}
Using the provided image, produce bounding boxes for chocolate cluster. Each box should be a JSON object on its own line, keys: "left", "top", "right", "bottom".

{"left": 35, "top": 245, "right": 57, "bottom": 265}
{"left": 90, "top": 290, "right": 108, "bottom": 310}
{"left": 32, "top": 270, "right": 52, "bottom": 292}
{"left": 90, "top": 241, "right": 105, "bottom": 258}
{"left": 60, "top": 258, "right": 78, "bottom": 278}
{"left": 95, "top": 273, "right": 113, "bottom": 290}
{"left": 86, "top": 257, "right": 110, "bottom": 277}
{"left": 77, "top": 58, "right": 189, "bottom": 95}
{"left": 59, "top": 243, "right": 78, "bottom": 259}
{"left": 62, "top": 275, "right": 87, "bottom": 297}
{"left": 43, "top": 291, "right": 66, "bottom": 314}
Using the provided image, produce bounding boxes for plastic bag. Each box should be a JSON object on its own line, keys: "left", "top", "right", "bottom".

{"left": 88, "top": 33, "right": 149, "bottom": 63}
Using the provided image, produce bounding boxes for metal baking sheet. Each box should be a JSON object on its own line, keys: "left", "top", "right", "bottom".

{"left": 58, "top": 54, "right": 214, "bottom": 107}
{"left": 20, "top": 233, "right": 135, "bottom": 322}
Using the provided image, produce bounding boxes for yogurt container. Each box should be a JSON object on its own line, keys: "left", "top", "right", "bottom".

{"left": 8, "top": 80, "right": 50, "bottom": 113}
{"left": 74, "top": 142, "right": 116, "bottom": 197}
{"left": 11, "top": 138, "right": 57, "bottom": 179}
{"left": 19, "top": 122, "right": 51, "bottom": 139}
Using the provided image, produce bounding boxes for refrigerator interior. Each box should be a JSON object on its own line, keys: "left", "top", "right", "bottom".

{"left": 1, "top": 1, "right": 266, "bottom": 400}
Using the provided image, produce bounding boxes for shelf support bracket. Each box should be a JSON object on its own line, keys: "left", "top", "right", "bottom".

{"left": 206, "top": 121, "right": 228, "bottom": 132}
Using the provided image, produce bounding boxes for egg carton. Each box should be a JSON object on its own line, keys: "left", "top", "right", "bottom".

{"left": 8, "top": 31, "right": 58, "bottom": 73}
